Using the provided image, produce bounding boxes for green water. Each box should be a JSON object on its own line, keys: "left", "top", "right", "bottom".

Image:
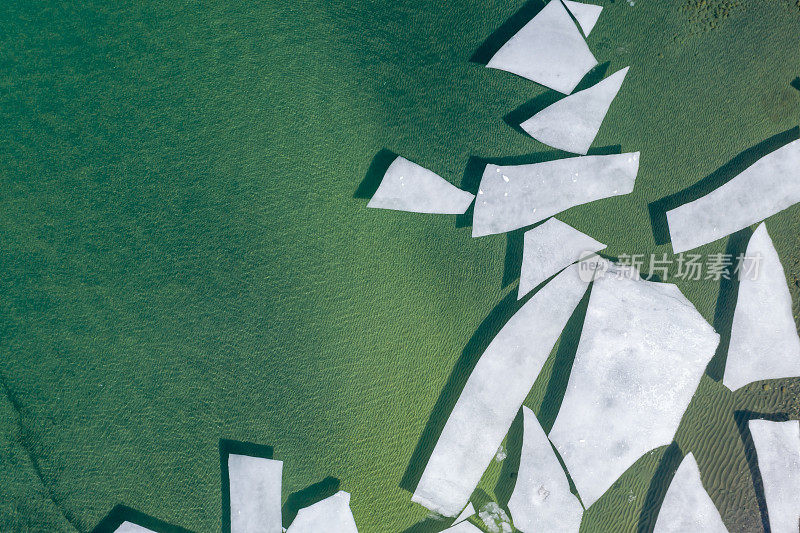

{"left": 1, "top": 0, "right": 800, "bottom": 531}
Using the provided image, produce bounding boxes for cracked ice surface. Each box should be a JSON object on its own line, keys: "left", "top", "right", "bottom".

{"left": 549, "top": 265, "right": 719, "bottom": 507}
{"left": 412, "top": 264, "right": 590, "bottom": 516}
{"left": 228, "top": 454, "right": 283, "bottom": 533}
{"left": 749, "top": 420, "right": 800, "bottom": 533}
{"left": 367, "top": 156, "right": 474, "bottom": 214}
{"left": 666, "top": 138, "right": 800, "bottom": 252}
{"left": 521, "top": 67, "right": 629, "bottom": 155}
{"left": 472, "top": 153, "right": 639, "bottom": 237}
{"left": 563, "top": 0, "right": 603, "bottom": 35}
{"left": 286, "top": 491, "right": 358, "bottom": 533}
{"left": 486, "top": 0, "right": 598, "bottom": 94}
{"left": 508, "top": 406, "right": 583, "bottom": 532}
{"left": 653, "top": 453, "right": 728, "bottom": 533}
{"left": 519, "top": 217, "right": 606, "bottom": 298}
{"left": 115, "top": 523, "right": 156, "bottom": 533}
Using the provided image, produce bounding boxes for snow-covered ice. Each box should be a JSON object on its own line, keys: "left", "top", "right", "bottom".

{"left": 472, "top": 153, "right": 639, "bottom": 237}
{"left": 286, "top": 491, "right": 358, "bottom": 533}
{"left": 454, "top": 502, "right": 476, "bottom": 525}
{"left": 114, "top": 523, "right": 156, "bottom": 533}
{"left": 486, "top": 0, "right": 598, "bottom": 94}
{"left": 367, "top": 156, "right": 474, "bottom": 214}
{"left": 508, "top": 406, "right": 583, "bottom": 532}
{"left": 412, "top": 264, "right": 591, "bottom": 516}
{"left": 563, "top": 0, "right": 603, "bottom": 35}
{"left": 666, "top": 138, "right": 800, "bottom": 252}
{"left": 228, "top": 454, "right": 283, "bottom": 533}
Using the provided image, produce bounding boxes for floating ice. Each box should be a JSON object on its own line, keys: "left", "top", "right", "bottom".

{"left": 518, "top": 218, "right": 606, "bottom": 298}
{"left": 443, "top": 521, "right": 483, "bottom": 532}
{"left": 412, "top": 264, "right": 591, "bottom": 516}
{"left": 749, "top": 419, "right": 800, "bottom": 533}
{"left": 563, "top": 0, "right": 603, "bottom": 35}
{"left": 520, "top": 67, "right": 629, "bottom": 155}
{"left": 286, "top": 491, "right": 358, "bottom": 533}
{"left": 367, "top": 156, "right": 474, "bottom": 214}
{"left": 114, "top": 523, "right": 156, "bottom": 533}
{"left": 478, "top": 502, "right": 512, "bottom": 533}
{"left": 666, "top": 138, "right": 800, "bottom": 252}
{"left": 472, "top": 153, "right": 638, "bottom": 237}
{"left": 724, "top": 223, "right": 800, "bottom": 390}
{"left": 486, "top": 0, "right": 598, "bottom": 94}
{"left": 653, "top": 453, "right": 728, "bottom": 533}
{"left": 549, "top": 265, "right": 719, "bottom": 507}
{"left": 454, "top": 502, "right": 476, "bottom": 524}
{"left": 508, "top": 406, "right": 583, "bottom": 532}
{"left": 228, "top": 454, "right": 283, "bottom": 533}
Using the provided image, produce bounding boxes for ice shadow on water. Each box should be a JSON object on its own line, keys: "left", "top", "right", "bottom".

{"left": 494, "top": 410, "right": 524, "bottom": 508}
{"left": 91, "top": 505, "right": 194, "bottom": 533}
{"left": 635, "top": 442, "right": 683, "bottom": 533}
{"left": 353, "top": 149, "right": 398, "bottom": 199}
{"left": 282, "top": 476, "right": 341, "bottom": 528}
{"left": 470, "top": 0, "right": 547, "bottom": 65}
{"left": 219, "top": 439, "right": 274, "bottom": 533}
{"left": 791, "top": 77, "right": 800, "bottom": 92}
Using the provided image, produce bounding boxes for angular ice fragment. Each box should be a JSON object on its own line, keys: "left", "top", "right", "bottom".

{"left": 748, "top": 419, "right": 800, "bottom": 533}
{"left": 520, "top": 67, "right": 629, "bottom": 155}
{"left": 666, "top": 138, "right": 800, "bottom": 252}
{"left": 454, "top": 502, "right": 476, "bottom": 524}
{"left": 486, "top": 0, "right": 598, "bottom": 94}
{"left": 519, "top": 218, "right": 606, "bottom": 298}
{"left": 114, "top": 523, "right": 156, "bottom": 533}
{"left": 724, "top": 223, "right": 800, "bottom": 390}
{"left": 228, "top": 454, "right": 283, "bottom": 533}
{"left": 367, "top": 156, "right": 475, "bottom": 214}
{"left": 508, "top": 406, "right": 583, "bottom": 532}
{"left": 443, "top": 521, "right": 483, "bottom": 533}
{"left": 412, "top": 264, "right": 591, "bottom": 516}
{"left": 563, "top": 0, "right": 603, "bottom": 35}
{"left": 286, "top": 491, "right": 358, "bottom": 533}
{"left": 653, "top": 453, "right": 728, "bottom": 533}
{"left": 472, "top": 153, "right": 639, "bottom": 237}
{"left": 549, "top": 265, "right": 720, "bottom": 507}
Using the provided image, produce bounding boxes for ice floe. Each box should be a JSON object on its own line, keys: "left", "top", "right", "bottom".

{"left": 472, "top": 153, "right": 639, "bottom": 237}
{"left": 549, "top": 264, "right": 720, "bottom": 507}
{"left": 748, "top": 419, "right": 800, "bottom": 533}
{"left": 228, "top": 454, "right": 283, "bottom": 533}
{"left": 286, "top": 491, "right": 358, "bottom": 533}
{"left": 367, "top": 156, "right": 474, "bottom": 214}
{"left": 666, "top": 138, "right": 800, "bottom": 252}
{"left": 520, "top": 67, "right": 629, "bottom": 155}
{"left": 724, "top": 223, "right": 800, "bottom": 390}
{"left": 518, "top": 218, "right": 606, "bottom": 298}
{"left": 653, "top": 453, "right": 728, "bottom": 533}
{"left": 454, "top": 502, "right": 476, "bottom": 524}
{"left": 114, "top": 523, "right": 156, "bottom": 533}
{"left": 563, "top": 0, "right": 603, "bottom": 35}
{"left": 508, "top": 406, "right": 583, "bottom": 532}
{"left": 443, "top": 521, "right": 483, "bottom": 533}
{"left": 486, "top": 0, "right": 598, "bottom": 94}
{"left": 412, "top": 263, "right": 591, "bottom": 516}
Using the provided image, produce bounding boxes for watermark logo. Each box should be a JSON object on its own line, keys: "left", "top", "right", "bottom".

{"left": 577, "top": 252, "right": 763, "bottom": 282}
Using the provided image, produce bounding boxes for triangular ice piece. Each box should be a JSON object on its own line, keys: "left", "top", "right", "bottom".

{"left": 412, "top": 263, "right": 591, "bottom": 516}
{"left": 749, "top": 419, "right": 800, "bottom": 533}
{"left": 367, "top": 156, "right": 474, "bottom": 214}
{"left": 114, "top": 523, "right": 157, "bottom": 533}
{"left": 519, "top": 218, "right": 605, "bottom": 298}
{"left": 520, "top": 67, "right": 629, "bottom": 155}
{"left": 228, "top": 454, "right": 283, "bottom": 533}
{"left": 653, "top": 453, "right": 728, "bottom": 533}
{"left": 508, "top": 406, "right": 583, "bottom": 532}
{"left": 486, "top": 0, "right": 598, "bottom": 94}
{"left": 286, "top": 491, "right": 358, "bottom": 533}
{"left": 443, "top": 521, "right": 483, "bottom": 532}
{"left": 549, "top": 263, "right": 720, "bottom": 507}
{"left": 454, "top": 502, "right": 476, "bottom": 525}
{"left": 724, "top": 223, "right": 800, "bottom": 390}
{"left": 472, "top": 153, "right": 638, "bottom": 237}
{"left": 666, "top": 138, "right": 800, "bottom": 252}
{"left": 563, "top": 0, "right": 603, "bottom": 35}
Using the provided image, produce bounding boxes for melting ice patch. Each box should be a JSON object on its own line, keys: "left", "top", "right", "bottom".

{"left": 228, "top": 454, "right": 283, "bottom": 533}
{"left": 286, "top": 491, "right": 358, "bottom": 533}
{"left": 478, "top": 502, "right": 512, "bottom": 533}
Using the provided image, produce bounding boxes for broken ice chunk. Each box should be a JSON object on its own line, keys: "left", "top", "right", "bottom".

{"left": 724, "top": 223, "right": 800, "bottom": 390}
{"left": 653, "top": 453, "right": 728, "bottom": 533}
{"left": 443, "top": 521, "right": 483, "bottom": 532}
{"left": 521, "top": 67, "right": 629, "bottom": 155}
{"left": 486, "top": 0, "right": 598, "bottom": 94}
{"left": 549, "top": 265, "right": 720, "bottom": 508}
{"left": 412, "top": 263, "right": 591, "bottom": 516}
{"left": 508, "top": 406, "right": 583, "bottom": 532}
{"left": 228, "top": 454, "right": 283, "bottom": 533}
{"left": 519, "top": 218, "right": 606, "bottom": 298}
{"left": 478, "top": 502, "right": 512, "bottom": 533}
{"left": 472, "top": 153, "right": 639, "bottom": 237}
{"left": 748, "top": 419, "right": 800, "bottom": 533}
{"left": 367, "top": 156, "right": 475, "bottom": 214}
{"left": 114, "top": 523, "right": 156, "bottom": 533}
{"left": 286, "top": 491, "right": 358, "bottom": 533}
{"left": 454, "top": 502, "right": 476, "bottom": 525}
{"left": 563, "top": 0, "right": 603, "bottom": 35}
{"left": 666, "top": 138, "right": 800, "bottom": 252}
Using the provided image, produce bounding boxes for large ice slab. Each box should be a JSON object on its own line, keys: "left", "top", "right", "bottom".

{"left": 228, "top": 454, "right": 283, "bottom": 533}
{"left": 412, "top": 264, "right": 591, "bottom": 516}
{"left": 519, "top": 218, "right": 605, "bottom": 298}
{"left": 520, "top": 67, "right": 629, "bottom": 155}
{"left": 653, "top": 453, "right": 728, "bottom": 533}
{"left": 486, "top": 0, "right": 598, "bottom": 94}
{"left": 563, "top": 0, "right": 603, "bottom": 35}
{"left": 749, "top": 419, "right": 800, "bottom": 533}
{"left": 115, "top": 523, "right": 156, "bottom": 533}
{"left": 724, "top": 223, "right": 800, "bottom": 390}
{"left": 508, "top": 406, "right": 583, "bottom": 532}
{"left": 549, "top": 264, "right": 720, "bottom": 507}
{"left": 666, "top": 138, "right": 800, "bottom": 252}
{"left": 367, "top": 156, "right": 474, "bottom": 214}
{"left": 472, "top": 153, "right": 639, "bottom": 237}
{"left": 286, "top": 491, "right": 358, "bottom": 533}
